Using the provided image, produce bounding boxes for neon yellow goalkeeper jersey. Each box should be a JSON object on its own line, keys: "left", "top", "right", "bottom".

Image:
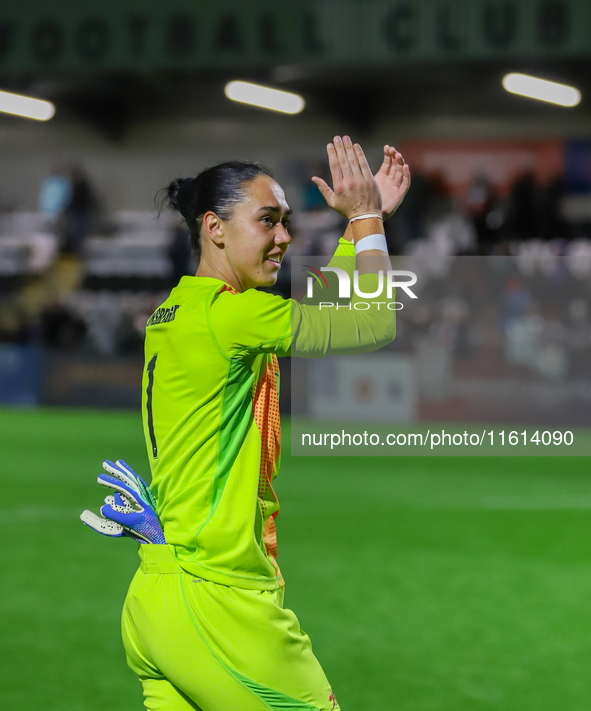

{"left": 141, "top": 239, "right": 394, "bottom": 591}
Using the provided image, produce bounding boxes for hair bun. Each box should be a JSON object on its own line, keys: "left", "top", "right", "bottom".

{"left": 167, "top": 177, "right": 195, "bottom": 218}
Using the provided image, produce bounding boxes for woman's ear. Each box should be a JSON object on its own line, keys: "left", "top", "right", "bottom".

{"left": 202, "top": 212, "right": 224, "bottom": 246}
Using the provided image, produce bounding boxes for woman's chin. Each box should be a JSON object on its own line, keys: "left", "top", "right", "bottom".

{"left": 257, "top": 272, "right": 278, "bottom": 287}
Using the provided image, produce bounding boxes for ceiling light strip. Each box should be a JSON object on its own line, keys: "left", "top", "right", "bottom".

{"left": 224, "top": 81, "right": 304, "bottom": 115}
{"left": 0, "top": 89, "right": 55, "bottom": 121}
{"left": 502, "top": 73, "right": 581, "bottom": 107}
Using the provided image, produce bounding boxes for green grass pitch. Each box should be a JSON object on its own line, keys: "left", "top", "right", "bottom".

{"left": 2, "top": 407, "right": 591, "bottom": 710}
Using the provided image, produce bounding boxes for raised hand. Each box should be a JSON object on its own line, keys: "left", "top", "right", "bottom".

{"left": 312, "top": 135, "right": 382, "bottom": 220}
{"left": 374, "top": 145, "right": 411, "bottom": 221}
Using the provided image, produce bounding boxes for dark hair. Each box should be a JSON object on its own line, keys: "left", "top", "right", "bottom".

{"left": 159, "top": 161, "right": 274, "bottom": 254}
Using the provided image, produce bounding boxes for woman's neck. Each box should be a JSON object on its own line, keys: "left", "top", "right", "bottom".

{"left": 196, "top": 258, "right": 243, "bottom": 293}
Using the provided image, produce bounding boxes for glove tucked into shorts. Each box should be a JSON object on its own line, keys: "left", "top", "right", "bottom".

{"left": 80, "top": 459, "right": 165, "bottom": 544}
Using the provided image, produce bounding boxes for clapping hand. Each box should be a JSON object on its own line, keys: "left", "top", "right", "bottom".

{"left": 311, "top": 135, "right": 382, "bottom": 221}
{"left": 374, "top": 145, "right": 411, "bottom": 221}
{"left": 313, "top": 139, "right": 410, "bottom": 221}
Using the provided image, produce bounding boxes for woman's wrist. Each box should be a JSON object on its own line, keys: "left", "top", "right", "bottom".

{"left": 350, "top": 216, "right": 384, "bottom": 244}
{"left": 349, "top": 212, "right": 382, "bottom": 223}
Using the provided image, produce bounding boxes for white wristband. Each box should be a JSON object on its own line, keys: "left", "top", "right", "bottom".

{"left": 354, "top": 234, "right": 389, "bottom": 255}
{"left": 349, "top": 213, "right": 382, "bottom": 223}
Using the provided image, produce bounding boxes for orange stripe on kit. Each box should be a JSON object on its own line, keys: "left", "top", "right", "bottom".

{"left": 252, "top": 355, "right": 282, "bottom": 575}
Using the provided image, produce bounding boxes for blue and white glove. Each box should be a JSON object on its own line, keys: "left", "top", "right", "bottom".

{"left": 80, "top": 459, "right": 166, "bottom": 544}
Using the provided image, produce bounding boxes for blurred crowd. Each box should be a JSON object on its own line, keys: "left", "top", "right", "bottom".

{"left": 291, "top": 168, "right": 579, "bottom": 258}
{"left": 390, "top": 254, "right": 591, "bottom": 386}
{"left": 1, "top": 161, "right": 591, "bottom": 376}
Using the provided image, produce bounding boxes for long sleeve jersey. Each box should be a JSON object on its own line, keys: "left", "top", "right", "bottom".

{"left": 141, "top": 238, "right": 395, "bottom": 589}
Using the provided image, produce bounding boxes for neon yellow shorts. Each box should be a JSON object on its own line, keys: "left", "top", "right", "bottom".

{"left": 122, "top": 545, "right": 340, "bottom": 711}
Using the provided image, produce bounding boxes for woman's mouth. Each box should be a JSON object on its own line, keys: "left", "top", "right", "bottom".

{"left": 266, "top": 255, "right": 282, "bottom": 267}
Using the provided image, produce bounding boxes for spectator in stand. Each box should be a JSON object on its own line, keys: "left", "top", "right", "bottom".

{"left": 39, "top": 163, "right": 72, "bottom": 240}
{"left": 168, "top": 222, "right": 193, "bottom": 286}
{"left": 540, "top": 175, "right": 570, "bottom": 241}
{"left": 388, "top": 170, "right": 428, "bottom": 252}
{"left": 506, "top": 170, "right": 540, "bottom": 240}
{"left": 40, "top": 302, "right": 86, "bottom": 350}
{"left": 424, "top": 171, "right": 452, "bottom": 221}
{"left": 64, "top": 166, "right": 96, "bottom": 256}
{"left": 421, "top": 172, "right": 476, "bottom": 255}
{"left": 289, "top": 160, "right": 344, "bottom": 257}
{"left": 466, "top": 172, "right": 503, "bottom": 252}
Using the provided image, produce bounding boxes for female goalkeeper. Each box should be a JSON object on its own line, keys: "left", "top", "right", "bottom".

{"left": 121, "top": 137, "right": 409, "bottom": 711}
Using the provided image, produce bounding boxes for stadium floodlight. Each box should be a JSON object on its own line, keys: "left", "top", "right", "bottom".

{"left": 502, "top": 73, "right": 581, "bottom": 107}
{"left": 224, "top": 81, "right": 305, "bottom": 114}
{"left": 0, "top": 89, "right": 55, "bottom": 121}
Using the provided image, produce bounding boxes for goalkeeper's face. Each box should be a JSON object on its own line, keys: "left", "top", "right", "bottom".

{"left": 221, "top": 175, "right": 292, "bottom": 290}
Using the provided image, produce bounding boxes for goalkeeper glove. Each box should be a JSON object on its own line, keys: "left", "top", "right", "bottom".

{"left": 80, "top": 459, "right": 166, "bottom": 544}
